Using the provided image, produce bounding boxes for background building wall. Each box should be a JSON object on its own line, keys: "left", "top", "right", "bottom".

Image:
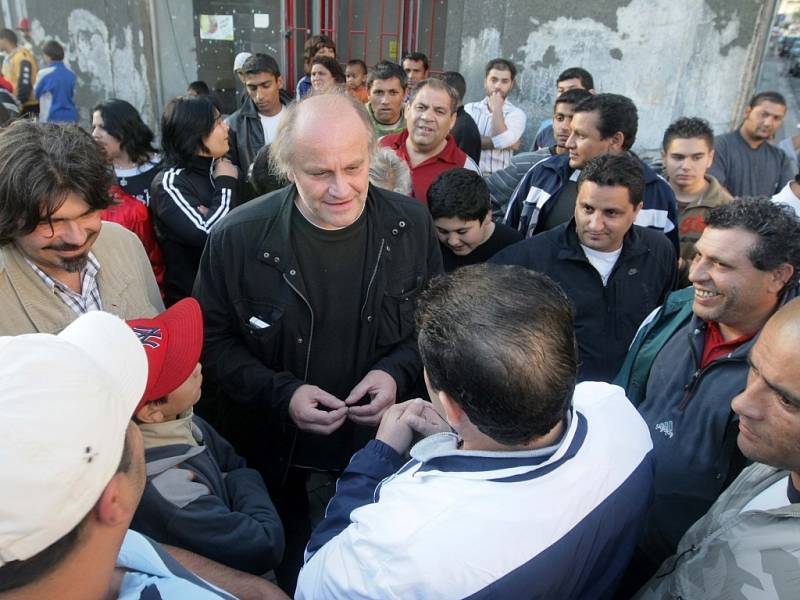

{"left": 1, "top": 0, "right": 159, "bottom": 128}
{"left": 446, "top": 0, "right": 777, "bottom": 157}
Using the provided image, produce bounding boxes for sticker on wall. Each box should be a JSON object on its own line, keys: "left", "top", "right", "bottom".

{"left": 200, "top": 14, "right": 234, "bottom": 41}
{"left": 388, "top": 40, "right": 398, "bottom": 59}
{"left": 254, "top": 13, "right": 270, "bottom": 29}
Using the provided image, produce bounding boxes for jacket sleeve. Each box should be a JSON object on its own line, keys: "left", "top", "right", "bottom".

{"left": 491, "top": 105, "right": 527, "bottom": 149}
{"left": 33, "top": 69, "right": 48, "bottom": 99}
{"left": 304, "top": 440, "right": 404, "bottom": 558}
{"left": 129, "top": 203, "right": 166, "bottom": 295}
{"left": 707, "top": 138, "right": 728, "bottom": 189}
{"left": 14, "top": 57, "right": 33, "bottom": 103}
{"left": 371, "top": 212, "right": 443, "bottom": 397}
{"left": 153, "top": 170, "right": 235, "bottom": 248}
{"left": 224, "top": 116, "right": 242, "bottom": 171}
{"left": 136, "top": 465, "right": 285, "bottom": 574}
{"left": 193, "top": 227, "right": 305, "bottom": 420}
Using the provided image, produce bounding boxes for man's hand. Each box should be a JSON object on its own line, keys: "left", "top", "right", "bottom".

{"left": 488, "top": 90, "right": 505, "bottom": 114}
{"left": 344, "top": 369, "right": 397, "bottom": 426}
{"left": 376, "top": 398, "right": 451, "bottom": 455}
{"left": 213, "top": 157, "right": 238, "bottom": 178}
{"left": 288, "top": 384, "right": 348, "bottom": 434}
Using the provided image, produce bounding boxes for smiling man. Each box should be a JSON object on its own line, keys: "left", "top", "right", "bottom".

{"left": 634, "top": 297, "right": 800, "bottom": 599}
{"left": 505, "top": 94, "right": 679, "bottom": 254}
{"left": 0, "top": 120, "right": 163, "bottom": 335}
{"left": 614, "top": 197, "right": 800, "bottom": 588}
{"left": 709, "top": 91, "right": 794, "bottom": 197}
{"left": 226, "top": 53, "right": 287, "bottom": 200}
{"left": 380, "top": 78, "right": 480, "bottom": 203}
{"left": 493, "top": 153, "right": 676, "bottom": 383}
{"left": 193, "top": 91, "right": 442, "bottom": 594}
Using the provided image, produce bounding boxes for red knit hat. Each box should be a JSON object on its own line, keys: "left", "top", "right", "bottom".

{"left": 16, "top": 18, "right": 30, "bottom": 32}
{"left": 127, "top": 298, "right": 204, "bottom": 412}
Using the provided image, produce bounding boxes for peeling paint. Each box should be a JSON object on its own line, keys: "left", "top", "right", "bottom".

{"left": 66, "top": 9, "right": 152, "bottom": 125}
{"left": 458, "top": 0, "right": 765, "bottom": 156}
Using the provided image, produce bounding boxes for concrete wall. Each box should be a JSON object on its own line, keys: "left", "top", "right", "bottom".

{"left": 1, "top": 0, "right": 159, "bottom": 128}
{"left": 446, "top": 0, "right": 777, "bottom": 158}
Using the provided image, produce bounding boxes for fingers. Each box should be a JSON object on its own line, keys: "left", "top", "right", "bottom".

{"left": 302, "top": 409, "right": 348, "bottom": 435}
{"left": 314, "top": 391, "right": 347, "bottom": 411}
{"left": 344, "top": 379, "right": 370, "bottom": 406}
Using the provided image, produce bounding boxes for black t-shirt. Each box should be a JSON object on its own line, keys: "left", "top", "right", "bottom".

{"left": 116, "top": 158, "right": 161, "bottom": 206}
{"left": 441, "top": 221, "right": 523, "bottom": 271}
{"left": 290, "top": 204, "right": 369, "bottom": 469}
{"left": 541, "top": 177, "right": 579, "bottom": 232}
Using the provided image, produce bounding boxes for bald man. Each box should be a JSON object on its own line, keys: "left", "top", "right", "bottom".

{"left": 635, "top": 298, "right": 800, "bottom": 598}
{"left": 193, "top": 91, "right": 443, "bottom": 593}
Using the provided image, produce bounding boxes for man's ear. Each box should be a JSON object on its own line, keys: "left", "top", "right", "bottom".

{"left": 437, "top": 390, "right": 466, "bottom": 428}
{"left": 94, "top": 474, "right": 137, "bottom": 527}
{"left": 135, "top": 403, "right": 165, "bottom": 424}
{"left": 768, "top": 264, "right": 794, "bottom": 295}
{"left": 609, "top": 131, "right": 625, "bottom": 153}
{"left": 447, "top": 111, "right": 456, "bottom": 133}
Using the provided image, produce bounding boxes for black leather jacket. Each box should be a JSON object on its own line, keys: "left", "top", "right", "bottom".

{"left": 193, "top": 184, "right": 443, "bottom": 488}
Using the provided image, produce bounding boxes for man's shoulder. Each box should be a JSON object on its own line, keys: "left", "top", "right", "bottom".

{"left": 491, "top": 225, "right": 562, "bottom": 267}
{"left": 371, "top": 186, "right": 432, "bottom": 224}
{"left": 714, "top": 130, "right": 739, "bottom": 150}
{"left": 96, "top": 220, "right": 142, "bottom": 248}
{"left": 631, "top": 223, "right": 676, "bottom": 252}
{"left": 379, "top": 131, "right": 404, "bottom": 149}
{"left": 215, "top": 187, "right": 290, "bottom": 233}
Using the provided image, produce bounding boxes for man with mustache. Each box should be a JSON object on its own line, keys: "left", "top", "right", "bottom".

{"left": 380, "top": 78, "right": 480, "bottom": 203}
{"left": 614, "top": 197, "right": 800, "bottom": 590}
{"left": 708, "top": 91, "right": 794, "bottom": 197}
{"left": 0, "top": 120, "right": 163, "bottom": 335}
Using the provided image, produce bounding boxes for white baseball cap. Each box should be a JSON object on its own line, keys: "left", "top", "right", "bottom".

{"left": 234, "top": 51, "right": 252, "bottom": 73}
{"left": 0, "top": 311, "right": 147, "bottom": 566}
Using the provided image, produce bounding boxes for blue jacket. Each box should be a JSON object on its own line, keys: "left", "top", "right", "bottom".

{"left": 34, "top": 61, "right": 77, "bottom": 123}
{"left": 131, "top": 416, "right": 285, "bottom": 575}
{"left": 504, "top": 152, "right": 680, "bottom": 254}
{"left": 297, "top": 382, "right": 655, "bottom": 600}
{"left": 614, "top": 285, "right": 798, "bottom": 569}
{"left": 492, "top": 222, "right": 677, "bottom": 382}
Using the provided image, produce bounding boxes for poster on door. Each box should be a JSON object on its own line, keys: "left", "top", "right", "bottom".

{"left": 199, "top": 14, "right": 234, "bottom": 41}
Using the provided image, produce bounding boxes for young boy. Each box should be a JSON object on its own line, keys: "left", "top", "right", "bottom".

{"left": 128, "top": 298, "right": 285, "bottom": 575}
{"left": 345, "top": 59, "right": 368, "bottom": 103}
{"left": 428, "top": 168, "right": 522, "bottom": 271}
{"left": 34, "top": 40, "right": 77, "bottom": 123}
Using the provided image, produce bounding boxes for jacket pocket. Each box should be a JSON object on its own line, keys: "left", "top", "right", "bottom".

{"left": 377, "top": 271, "right": 421, "bottom": 348}
{"left": 233, "top": 299, "right": 284, "bottom": 361}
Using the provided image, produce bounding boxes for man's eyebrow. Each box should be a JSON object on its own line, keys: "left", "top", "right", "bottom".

{"left": 749, "top": 353, "right": 800, "bottom": 408}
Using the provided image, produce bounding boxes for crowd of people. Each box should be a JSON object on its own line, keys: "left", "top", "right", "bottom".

{"left": 1, "top": 26, "right": 800, "bottom": 600}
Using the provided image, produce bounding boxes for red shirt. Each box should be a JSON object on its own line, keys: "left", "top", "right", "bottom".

{"left": 700, "top": 320, "right": 755, "bottom": 368}
{"left": 380, "top": 130, "right": 470, "bottom": 204}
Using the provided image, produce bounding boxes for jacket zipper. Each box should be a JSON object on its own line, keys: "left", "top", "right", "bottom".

{"left": 360, "top": 238, "right": 385, "bottom": 320}
{"left": 678, "top": 356, "right": 741, "bottom": 411}
{"left": 282, "top": 273, "right": 314, "bottom": 380}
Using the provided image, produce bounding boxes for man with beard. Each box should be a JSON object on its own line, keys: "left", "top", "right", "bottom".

{"left": 380, "top": 78, "right": 480, "bottom": 203}
{"left": 0, "top": 121, "right": 163, "bottom": 335}
{"left": 464, "top": 58, "right": 527, "bottom": 175}
{"left": 709, "top": 91, "right": 793, "bottom": 197}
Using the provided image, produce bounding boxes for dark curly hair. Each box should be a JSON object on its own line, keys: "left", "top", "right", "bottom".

{"left": 573, "top": 93, "right": 638, "bottom": 151}
{"left": 661, "top": 116, "right": 714, "bottom": 152}
{"left": 0, "top": 121, "right": 114, "bottom": 245}
{"left": 706, "top": 197, "right": 800, "bottom": 291}
{"left": 578, "top": 153, "right": 645, "bottom": 206}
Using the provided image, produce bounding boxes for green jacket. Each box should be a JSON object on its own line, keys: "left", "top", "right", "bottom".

{"left": 613, "top": 286, "right": 695, "bottom": 406}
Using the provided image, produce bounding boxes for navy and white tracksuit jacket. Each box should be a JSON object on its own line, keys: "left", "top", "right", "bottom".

{"left": 504, "top": 152, "right": 679, "bottom": 254}
{"left": 296, "top": 382, "right": 654, "bottom": 599}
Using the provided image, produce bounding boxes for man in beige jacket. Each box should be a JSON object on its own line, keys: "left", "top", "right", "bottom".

{"left": 0, "top": 120, "right": 163, "bottom": 335}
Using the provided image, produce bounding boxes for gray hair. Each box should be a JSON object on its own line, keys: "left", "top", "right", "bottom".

{"left": 369, "top": 147, "right": 412, "bottom": 195}
{"left": 270, "top": 90, "right": 376, "bottom": 181}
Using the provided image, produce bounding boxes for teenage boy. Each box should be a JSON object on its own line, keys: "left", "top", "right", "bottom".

{"left": 428, "top": 168, "right": 521, "bottom": 271}
{"left": 128, "top": 298, "right": 285, "bottom": 576}
{"left": 34, "top": 40, "right": 77, "bottom": 123}
{"left": 661, "top": 117, "right": 732, "bottom": 285}
{"left": 345, "top": 59, "right": 369, "bottom": 102}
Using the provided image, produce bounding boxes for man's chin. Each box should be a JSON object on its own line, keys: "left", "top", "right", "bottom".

{"left": 60, "top": 254, "right": 89, "bottom": 273}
